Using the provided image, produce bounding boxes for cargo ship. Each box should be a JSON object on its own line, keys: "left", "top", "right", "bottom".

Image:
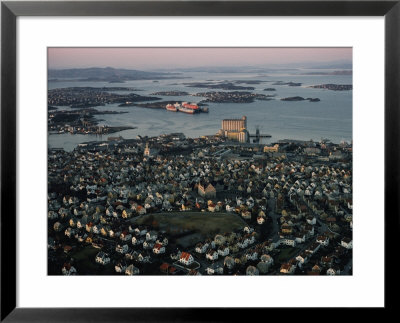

{"left": 165, "top": 102, "right": 207, "bottom": 114}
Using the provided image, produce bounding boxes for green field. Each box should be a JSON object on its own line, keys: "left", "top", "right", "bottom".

{"left": 276, "top": 247, "right": 300, "bottom": 263}
{"left": 133, "top": 212, "right": 247, "bottom": 238}
{"left": 70, "top": 246, "right": 112, "bottom": 275}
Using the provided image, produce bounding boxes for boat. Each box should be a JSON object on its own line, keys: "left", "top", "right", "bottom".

{"left": 177, "top": 106, "right": 195, "bottom": 114}
{"left": 182, "top": 102, "right": 199, "bottom": 110}
{"left": 166, "top": 104, "right": 178, "bottom": 112}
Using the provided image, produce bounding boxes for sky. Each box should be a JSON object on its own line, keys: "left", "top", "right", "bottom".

{"left": 48, "top": 47, "right": 352, "bottom": 70}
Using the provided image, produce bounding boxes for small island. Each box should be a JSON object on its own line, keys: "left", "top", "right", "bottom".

{"left": 263, "top": 88, "right": 276, "bottom": 91}
{"left": 192, "top": 91, "right": 275, "bottom": 103}
{"left": 281, "top": 96, "right": 320, "bottom": 102}
{"left": 303, "top": 70, "right": 352, "bottom": 76}
{"left": 309, "top": 84, "right": 352, "bottom": 91}
{"left": 150, "top": 91, "right": 190, "bottom": 96}
{"left": 183, "top": 81, "right": 255, "bottom": 91}
{"left": 272, "top": 81, "right": 302, "bottom": 87}
{"left": 234, "top": 80, "right": 266, "bottom": 85}
{"left": 48, "top": 108, "right": 134, "bottom": 135}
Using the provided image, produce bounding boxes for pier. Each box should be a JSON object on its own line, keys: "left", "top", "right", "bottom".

{"left": 249, "top": 134, "right": 271, "bottom": 138}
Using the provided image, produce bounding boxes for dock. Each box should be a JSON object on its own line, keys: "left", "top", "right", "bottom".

{"left": 249, "top": 134, "right": 271, "bottom": 138}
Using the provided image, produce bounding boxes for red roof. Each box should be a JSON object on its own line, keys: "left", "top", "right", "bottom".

{"left": 160, "top": 263, "right": 169, "bottom": 271}
{"left": 180, "top": 252, "right": 192, "bottom": 261}
{"left": 154, "top": 243, "right": 163, "bottom": 250}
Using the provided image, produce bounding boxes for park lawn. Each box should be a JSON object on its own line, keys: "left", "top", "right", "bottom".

{"left": 133, "top": 212, "right": 247, "bottom": 238}
{"left": 277, "top": 247, "right": 301, "bottom": 263}
{"left": 70, "top": 246, "right": 102, "bottom": 274}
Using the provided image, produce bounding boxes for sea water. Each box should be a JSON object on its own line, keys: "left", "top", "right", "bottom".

{"left": 48, "top": 70, "right": 352, "bottom": 151}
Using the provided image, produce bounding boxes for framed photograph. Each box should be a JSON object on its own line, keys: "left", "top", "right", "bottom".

{"left": 1, "top": 0, "right": 398, "bottom": 320}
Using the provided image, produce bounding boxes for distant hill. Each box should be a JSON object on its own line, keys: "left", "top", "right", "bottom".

{"left": 308, "top": 63, "right": 352, "bottom": 70}
{"left": 48, "top": 67, "right": 186, "bottom": 82}
{"left": 303, "top": 70, "right": 352, "bottom": 75}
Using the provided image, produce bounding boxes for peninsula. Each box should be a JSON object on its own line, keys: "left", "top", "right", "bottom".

{"left": 309, "top": 84, "right": 352, "bottom": 91}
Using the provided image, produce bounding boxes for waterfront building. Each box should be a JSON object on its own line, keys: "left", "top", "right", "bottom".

{"left": 222, "top": 116, "right": 247, "bottom": 132}
{"left": 220, "top": 116, "right": 249, "bottom": 143}
{"left": 264, "top": 144, "right": 279, "bottom": 153}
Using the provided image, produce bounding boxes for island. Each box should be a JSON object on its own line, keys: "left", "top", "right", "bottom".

{"left": 120, "top": 100, "right": 208, "bottom": 109}
{"left": 48, "top": 108, "right": 134, "bottom": 135}
{"left": 48, "top": 67, "right": 189, "bottom": 82}
{"left": 183, "top": 82, "right": 255, "bottom": 91}
{"left": 48, "top": 87, "right": 161, "bottom": 108}
{"left": 192, "top": 91, "right": 275, "bottom": 103}
{"left": 272, "top": 81, "right": 302, "bottom": 87}
{"left": 281, "top": 96, "right": 320, "bottom": 102}
{"left": 309, "top": 84, "right": 352, "bottom": 91}
{"left": 150, "top": 91, "right": 190, "bottom": 96}
{"left": 303, "top": 70, "right": 352, "bottom": 75}
{"left": 234, "top": 80, "right": 266, "bottom": 85}
{"left": 263, "top": 88, "right": 276, "bottom": 91}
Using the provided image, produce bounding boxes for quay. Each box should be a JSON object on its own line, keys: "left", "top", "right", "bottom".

{"left": 249, "top": 134, "right": 272, "bottom": 138}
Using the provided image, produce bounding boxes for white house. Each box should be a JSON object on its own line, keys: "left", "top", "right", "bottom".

{"left": 115, "top": 262, "right": 127, "bottom": 273}
{"left": 143, "top": 241, "right": 155, "bottom": 249}
{"left": 132, "top": 236, "right": 143, "bottom": 246}
{"left": 341, "top": 237, "right": 353, "bottom": 249}
{"left": 64, "top": 227, "right": 75, "bottom": 238}
{"left": 116, "top": 244, "right": 129, "bottom": 254}
{"left": 120, "top": 231, "right": 132, "bottom": 242}
{"left": 206, "top": 264, "right": 223, "bottom": 275}
{"left": 95, "top": 252, "right": 110, "bottom": 265}
{"left": 237, "top": 239, "right": 248, "bottom": 249}
{"left": 226, "top": 205, "right": 235, "bottom": 212}
{"left": 280, "top": 263, "right": 296, "bottom": 274}
{"left": 246, "top": 266, "right": 259, "bottom": 276}
{"left": 146, "top": 231, "right": 158, "bottom": 242}
{"left": 316, "top": 235, "right": 329, "bottom": 246}
{"left": 153, "top": 243, "right": 166, "bottom": 254}
{"left": 179, "top": 252, "right": 194, "bottom": 266}
{"left": 195, "top": 243, "right": 208, "bottom": 254}
{"left": 246, "top": 250, "right": 258, "bottom": 261}
{"left": 125, "top": 264, "right": 140, "bottom": 275}
{"left": 218, "top": 246, "right": 230, "bottom": 257}
{"left": 326, "top": 267, "right": 340, "bottom": 275}
{"left": 61, "top": 263, "right": 77, "bottom": 275}
{"left": 306, "top": 215, "right": 316, "bottom": 225}
{"left": 92, "top": 225, "right": 102, "bottom": 235}
{"left": 306, "top": 242, "right": 321, "bottom": 255}
{"left": 295, "top": 253, "right": 309, "bottom": 268}
{"left": 206, "top": 249, "right": 219, "bottom": 261}
{"left": 280, "top": 238, "right": 297, "bottom": 247}
{"left": 295, "top": 232, "right": 306, "bottom": 244}
{"left": 156, "top": 237, "right": 169, "bottom": 247}
{"left": 257, "top": 216, "right": 266, "bottom": 225}
{"left": 260, "top": 254, "right": 274, "bottom": 266}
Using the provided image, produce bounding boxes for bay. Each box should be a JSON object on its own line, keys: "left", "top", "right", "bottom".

{"left": 48, "top": 70, "right": 352, "bottom": 151}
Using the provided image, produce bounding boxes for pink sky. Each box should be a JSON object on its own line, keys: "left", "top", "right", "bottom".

{"left": 48, "top": 47, "right": 352, "bottom": 70}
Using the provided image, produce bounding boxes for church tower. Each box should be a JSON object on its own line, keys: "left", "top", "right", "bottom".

{"left": 144, "top": 142, "right": 151, "bottom": 157}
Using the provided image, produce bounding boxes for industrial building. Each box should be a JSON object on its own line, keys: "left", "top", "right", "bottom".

{"left": 220, "top": 116, "right": 249, "bottom": 143}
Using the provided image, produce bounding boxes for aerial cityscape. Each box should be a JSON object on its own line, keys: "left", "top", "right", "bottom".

{"left": 48, "top": 48, "right": 353, "bottom": 276}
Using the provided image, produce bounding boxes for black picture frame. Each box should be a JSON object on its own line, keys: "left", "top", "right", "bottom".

{"left": 1, "top": 0, "right": 398, "bottom": 321}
